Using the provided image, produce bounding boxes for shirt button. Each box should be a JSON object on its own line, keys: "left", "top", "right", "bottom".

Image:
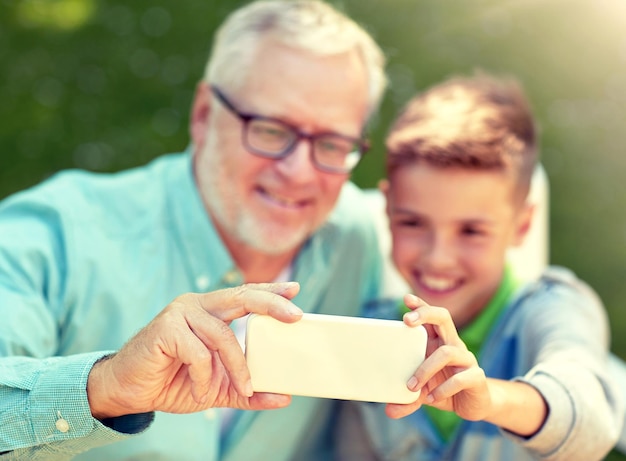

{"left": 55, "top": 418, "right": 70, "bottom": 433}
{"left": 223, "top": 270, "right": 240, "bottom": 285}
{"left": 195, "top": 275, "right": 210, "bottom": 291}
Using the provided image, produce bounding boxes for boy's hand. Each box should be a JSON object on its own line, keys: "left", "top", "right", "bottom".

{"left": 385, "top": 294, "right": 491, "bottom": 420}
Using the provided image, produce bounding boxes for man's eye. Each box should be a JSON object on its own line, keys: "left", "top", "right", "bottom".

{"left": 253, "top": 125, "right": 289, "bottom": 139}
{"left": 317, "top": 139, "right": 352, "bottom": 155}
{"left": 318, "top": 140, "right": 341, "bottom": 152}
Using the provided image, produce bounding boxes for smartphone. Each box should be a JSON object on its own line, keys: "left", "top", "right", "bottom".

{"left": 245, "top": 312, "right": 427, "bottom": 404}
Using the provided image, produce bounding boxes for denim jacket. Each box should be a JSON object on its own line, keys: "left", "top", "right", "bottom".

{"left": 337, "top": 267, "right": 623, "bottom": 461}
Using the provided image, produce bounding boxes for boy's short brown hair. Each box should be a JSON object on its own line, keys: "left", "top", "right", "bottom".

{"left": 386, "top": 72, "right": 538, "bottom": 204}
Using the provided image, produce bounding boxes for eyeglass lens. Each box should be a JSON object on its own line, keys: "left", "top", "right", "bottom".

{"left": 245, "top": 119, "right": 361, "bottom": 172}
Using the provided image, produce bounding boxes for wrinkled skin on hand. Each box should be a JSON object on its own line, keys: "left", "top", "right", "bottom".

{"left": 87, "top": 282, "right": 302, "bottom": 419}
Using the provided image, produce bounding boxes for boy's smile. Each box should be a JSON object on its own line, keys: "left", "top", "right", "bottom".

{"left": 418, "top": 273, "right": 462, "bottom": 294}
{"left": 384, "top": 163, "right": 531, "bottom": 328}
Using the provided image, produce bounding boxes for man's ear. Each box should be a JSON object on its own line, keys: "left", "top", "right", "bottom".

{"left": 378, "top": 178, "right": 390, "bottom": 217}
{"left": 190, "top": 82, "right": 212, "bottom": 151}
{"left": 511, "top": 203, "right": 535, "bottom": 247}
{"left": 378, "top": 178, "right": 389, "bottom": 195}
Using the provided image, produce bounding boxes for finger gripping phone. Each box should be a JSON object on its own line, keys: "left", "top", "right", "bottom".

{"left": 245, "top": 312, "right": 427, "bottom": 404}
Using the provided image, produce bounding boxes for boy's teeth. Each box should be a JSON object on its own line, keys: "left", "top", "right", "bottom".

{"left": 421, "top": 275, "right": 456, "bottom": 291}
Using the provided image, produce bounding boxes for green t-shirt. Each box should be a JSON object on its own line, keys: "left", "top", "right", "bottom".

{"left": 399, "top": 266, "right": 519, "bottom": 442}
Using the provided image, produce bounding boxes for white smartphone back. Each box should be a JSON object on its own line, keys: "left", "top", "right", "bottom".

{"left": 245, "top": 312, "right": 427, "bottom": 404}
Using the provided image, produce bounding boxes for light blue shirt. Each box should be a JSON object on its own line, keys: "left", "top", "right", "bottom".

{"left": 0, "top": 151, "right": 383, "bottom": 460}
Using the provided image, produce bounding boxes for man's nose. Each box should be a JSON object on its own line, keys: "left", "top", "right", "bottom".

{"left": 274, "top": 138, "right": 317, "bottom": 180}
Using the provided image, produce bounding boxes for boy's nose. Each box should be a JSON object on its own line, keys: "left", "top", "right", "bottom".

{"left": 424, "top": 235, "right": 456, "bottom": 269}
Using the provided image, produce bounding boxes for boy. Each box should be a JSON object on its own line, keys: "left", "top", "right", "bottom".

{"left": 337, "top": 73, "right": 623, "bottom": 460}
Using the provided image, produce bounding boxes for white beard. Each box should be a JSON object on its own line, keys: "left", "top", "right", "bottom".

{"left": 196, "top": 150, "right": 311, "bottom": 255}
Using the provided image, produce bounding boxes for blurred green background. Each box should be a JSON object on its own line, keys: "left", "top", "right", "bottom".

{"left": 1, "top": 0, "right": 625, "bottom": 457}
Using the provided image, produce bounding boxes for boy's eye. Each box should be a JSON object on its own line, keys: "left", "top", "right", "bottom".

{"left": 461, "top": 225, "right": 486, "bottom": 237}
{"left": 396, "top": 217, "right": 425, "bottom": 228}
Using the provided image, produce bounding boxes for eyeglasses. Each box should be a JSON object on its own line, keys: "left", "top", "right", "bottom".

{"left": 210, "top": 85, "right": 369, "bottom": 174}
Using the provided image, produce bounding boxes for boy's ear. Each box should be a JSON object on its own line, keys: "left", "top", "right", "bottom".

{"left": 190, "top": 82, "right": 213, "bottom": 153}
{"left": 511, "top": 203, "right": 535, "bottom": 247}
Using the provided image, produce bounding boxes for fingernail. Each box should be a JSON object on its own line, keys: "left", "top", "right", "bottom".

{"left": 406, "top": 294, "right": 425, "bottom": 306}
{"left": 407, "top": 376, "right": 419, "bottom": 391}
{"left": 426, "top": 393, "right": 435, "bottom": 404}
{"left": 288, "top": 305, "right": 303, "bottom": 316}
{"left": 279, "top": 281, "right": 299, "bottom": 293}
{"left": 406, "top": 311, "right": 419, "bottom": 323}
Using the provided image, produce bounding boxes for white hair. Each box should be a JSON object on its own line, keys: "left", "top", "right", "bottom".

{"left": 204, "top": 0, "right": 387, "bottom": 118}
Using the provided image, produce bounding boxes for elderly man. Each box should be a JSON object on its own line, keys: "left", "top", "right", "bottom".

{"left": 0, "top": 1, "right": 386, "bottom": 460}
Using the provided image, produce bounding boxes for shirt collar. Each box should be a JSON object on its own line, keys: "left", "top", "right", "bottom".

{"left": 460, "top": 265, "right": 519, "bottom": 357}
{"left": 166, "top": 148, "right": 237, "bottom": 292}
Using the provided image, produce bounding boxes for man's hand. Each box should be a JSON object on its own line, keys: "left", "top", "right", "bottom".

{"left": 87, "top": 282, "right": 302, "bottom": 419}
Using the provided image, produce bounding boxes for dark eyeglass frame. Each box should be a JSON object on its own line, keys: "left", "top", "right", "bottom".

{"left": 210, "top": 84, "right": 369, "bottom": 174}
